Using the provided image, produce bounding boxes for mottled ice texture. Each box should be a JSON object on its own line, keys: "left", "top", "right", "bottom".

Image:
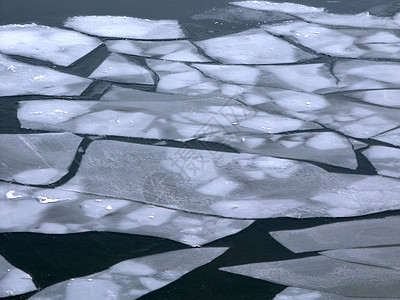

{"left": 29, "top": 248, "right": 227, "bottom": 300}
{"left": 274, "top": 287, "right": 358, "bottom": 300}
{"left": 374, "top": 128, "right": 400, "bottom": 146}
{"left": 344, "top": 90, "right": 400, "bottom": 108}
{"left": 0, "top": 53, "right": 92, "bottom": 96}
{"left": 194, "top": 28, "right": 315, "bottom": 64}
{"left": 106, "top": 40, "right": 210, "bottom": 62}
{"left": 88, "top": 53, "right": 154, "bottom": 85}
{"left": 0, "top": 133, "right": 82, "bottom": 185}
{"left": 270, "top": 216, "right": 400, "bottom": 253}
{"left": 64, "top": 16, "right": 185, "bottom": 39}
{"left": 321, "top": 247, "right": 400, "bottom": 270}
{"left": 60, "top": 140, "right": 400, "bottom": 219}
{"left": 201, "top": 131, "right": 358, "bottom": 169}
{"left": 0, "top": 255, "right": 36, "bottom": 298}
{"left": 0, "top": 24, "right": 101, "bottom": 66}
{"left": 17, "top": 99, "right": 318, "bottom": 140}
{"left": 263, "top": 21, "right": 400, "bottom": 59}
{"left": 0, "top": 182, "right": 252, "bottom": 246}
{"left": 363, "top": 146, "right": 400, "bottom": 178}
{"left": 221, "top": 256, "right": 400, "bottom": 298}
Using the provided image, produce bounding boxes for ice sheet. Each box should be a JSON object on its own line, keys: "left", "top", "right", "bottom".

{"left": 0, "top": 24, "right": 101, "bottom": 66}
{"left": 221, "top": 256, "right": 400, "bottom": 297}
{"left": 344, "top": 90, "right": 400, "bottom": 109}
{"left": 230, "top": 1, "right": 325, "bottom": 14}
{"left": 29, "top": 248, "right": 227, "bottom": 300}
{"left": 88, "top": 53, "right": 154, "bottom": 85}
{"left": 64, "top": 16, "right": 185, "bottom": 39}
{"left": 0, "top": 182, "right": 252, "bottom": 246}
{"left": 60, "top": 140, "right": 400, "bottom": 219}
{"left": 0, "top": 133, "right": 82, "bottom": 185}
{"left": 106, "top": 40, "right": 210, "bottom": 62}
{"left": 194, "top": 28, "right": 315, "bottom": 64}
{"left": 363, "top": 146, "right": 400, "bottom": 178}
{"left": 0, "top": 255, "right": 37, "bottom": 297}
{"left": 373, "top": 128, "right": 400, "bottom": 146}
{"left": 0, "top": 53, "right": 92, "bottom": 96}
{"left": 270, "top": 216, "right": 400, "bottom": 253}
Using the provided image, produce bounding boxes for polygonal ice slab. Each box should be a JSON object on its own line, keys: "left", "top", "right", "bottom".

{"left": 221, "top": 256, "right": 400, "bottom": 298}
{"left": 200, "top": 131, "right": 358, "bottom": 169}
{"left": 61, "top": 140, "right": 400, "bottom": 219}
{"left": 0, "top": 133, "right": 82, "bottom": 185}
{"left": 193, "top": 63, "right": 338, "bottom": 93}
{"left": 0, "top": 53, "right": 92, "bottom": 96}
{"left": 106, "top": 40, "right": 210, "bottom": 62}
{"left": 0, "top": 255, "right": 37, "bottom": 298}
{"left": 270, "top": 216, "right": 400, "bottom": 253}
{"left": 363, "top": 146, "right": 400, "bottom": 178}
{"left": 263, "top": 21, "right": 400, "bottom": 59}
{"left": 88, "top": 53, "right": 154, "bottom": 85}
{"left": 29, "top": 248, "right": 227, "bottom": 300}
{"left": 274, "top": 287, "right": 359, "bottom": 300}
{"left": 321, "top": 247, "right": 400, "bottom": 271}
{"left": 0, "top": 24, "right": 101, "bottom": 66}
{"left": 344, "top": 90, "right": 400, "bottom": 109}
{"left": 194, "top": 28, "right": 315, "bottom": 64}
{"left": 64, "top": 16, "right": 185, "bottom": 39}
{"left": 17, "top": 98, "right": 319, "bottom": 140}
{"left": 0, "top": 182, "right": 252, "bottom": 246}
{"left": 373, "top": 128, "right": 400, "bottom": 146}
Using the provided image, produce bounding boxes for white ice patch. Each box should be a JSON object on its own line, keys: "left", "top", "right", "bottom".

{"left": 363, "top": 146, "right": 400, "bottom": 178}
{"left": 0, "top": 24, "right": 101, "bottom": 66}
{"left": 0, "top": 133, "right": 82, "bottom": 185}
{"left": 274, "top": 287, "right": 354, "bottom": 300}
{"left": 231, "top": 1, "right": 325, "bottom": 14}
{"left": 64, "top": 16, "right": 185, "bottom": 39}
{"left": 106, "top": 40, "right": 210, "bottom": 62}
{"left": 0, "top": 255, "right": 37, "bottom": 297}
{"left": 89, "top": 53, "right": 154, "bottom": 84}
{"left": 195, "top": 28, "right": 315, "bottom": 64}
{"left": 0, "top": 53, "right": 92, "bottom": 96}
{"left": 29, "top": 248, "right": 227, "bottom": 300}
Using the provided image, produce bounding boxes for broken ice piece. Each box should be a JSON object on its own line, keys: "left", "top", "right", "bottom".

{"left": 344, "top": 90, "right": 400, "bottom": 109}
{"left": 230, "top": 1, "right": 325, "bottom": 14}
{"left": 363, "top": 146, "right": 400, "bottom": 178}
{"left": 64, "top": 16, "right": 185, "bottom": 39}
{"left": 0, "top": 133, "right": 82, "bottom": 185}
{"left": 89, "top": 53, "right": 154, "bottom": 84}
{"left": 373, "top": 128, "right": 400, "bottom": 146}
{"left": 29, "top": 248, "right": 227, "bottom": 300}
{"left": 0, "top": 255, "right": 37, "bottom": 297}
{"left": 0, "top": 24, "right": 101, "bottom": 66}
{"left": 274, "top": 287, "right": 358, "bottom": 300}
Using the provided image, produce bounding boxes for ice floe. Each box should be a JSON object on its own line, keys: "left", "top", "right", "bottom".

{"left": 344, "top": 89, "right": 400, "bottom": 109}
{"left": 106, "top": 40, "right": 210, "bottom": 62}
{"left": 270, "top": 216, "right": 400, "bottom": 253}
{"left": 373, "top": 128, "right": 400, "bottom": 146}
{"left": 274, "top": 287, "right": 358, "bottom": 300}
{"left": 221, "top": 255, "right": 400, "bottom": 298}
{"left": 64, "top": 16, "right": 185, "bottom": 40}
{"left": 0, "top": 24, "right": 101, "bottom": 66}
{"left": 363, "top": 146, "right": 400, "bottom": 178}
{"left": 88, "top": 53, "right": 154, "bottom": 84}
{"left": 0, "top": 255, "right": 36, "bottom": 297}
{"left": 29, "top": 248, "right": 227, "bottom": 300}
{"left": 57, "top": 140, "right": 400, "bottom": 219}
{"left": 0, "top": 133, "right": 82, "bottom": 185}
{"left": 231, "top": 1, "right": 325, "bottom": 15}
{"left": 0, "top": 53, "right": 92, "bottom": 96}
{"left": 194, "top": 28, "right": 315, "bottom": 64}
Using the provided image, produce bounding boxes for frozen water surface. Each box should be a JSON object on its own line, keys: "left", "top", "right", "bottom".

{"left": 88, "top": 53, "right": 154, "bottom": 85}
{"left": 0, "top": 53, "right": 92, "bottom": 96}
{"left": 363, "top": 146, "right": 400, "bottom": 178}
{"left": 344, "top": 89, "right": 400, "bottom": 109}
{"left": 64, "top": 16, "right": 185, "bottom": 39}
{"left": 29, "top": 248, "right": 227, "bottom": 300}
{"left": 0, "top": 133, "right": 82, "bottom": 185}
{"left": 0, "top": 255, "right": 37, "bottom": 297}
{"left": 274, "top": 287, "right": 361, "bottom": 300}
{"left": 374, "top": 127, "right": 400, "bottom": 146}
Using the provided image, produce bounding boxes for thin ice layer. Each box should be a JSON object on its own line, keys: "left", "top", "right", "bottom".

{"left": 17, "top": 99, "right": 318, "bottom": 140}
{"left": 88, "top": 53, "right": 154, "bottom": 84}
{"left": 344, "top": 90, "right": 400, "bottom": 108}
{"left": 270, "top": 216, "right": 400, "bottom": 253}
{"left": 64, "top": 16, "right": 185, "bottom": 39}
{"left": 263, "top": 21, "right": 400, "bottom": 59}
{"left": 321, "top": 247, "right": 400, "bottom": 270}
{"left": 0, "top": 255, "right": 37, "bottom": 297}
{"left": 0, "top": 133, "right": 82, "bottom": 185}
{"left": 0, "top": 182, "right": 252, "bottom": 246}
{"left": 274, "top": 287, "right": 360, "bottom": 300}
{"left": 0, "top": 24, "right": 101, "bottom": 66}
{"left": 221, "top": 256, "right": 400, "bottom": 298}
{"left": 194, "top": 28, "right": 315, "bottom": 64}
{"left": 61, "top": 140, "right": 400, "bottom": 219}
{"left": 0, "top": 53, "right": 92, "bottom": 96}
{"left": 29, "top": 248, "right": 227, "bottom": 300}
{"left": 106, "top": 40, "right": 210, "bottom": 62}
{"left": 373, "top": 128, "right": 400, "bottom": 146}
{"left": 363, "top": 146, "right": 400, "bottom": 178}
